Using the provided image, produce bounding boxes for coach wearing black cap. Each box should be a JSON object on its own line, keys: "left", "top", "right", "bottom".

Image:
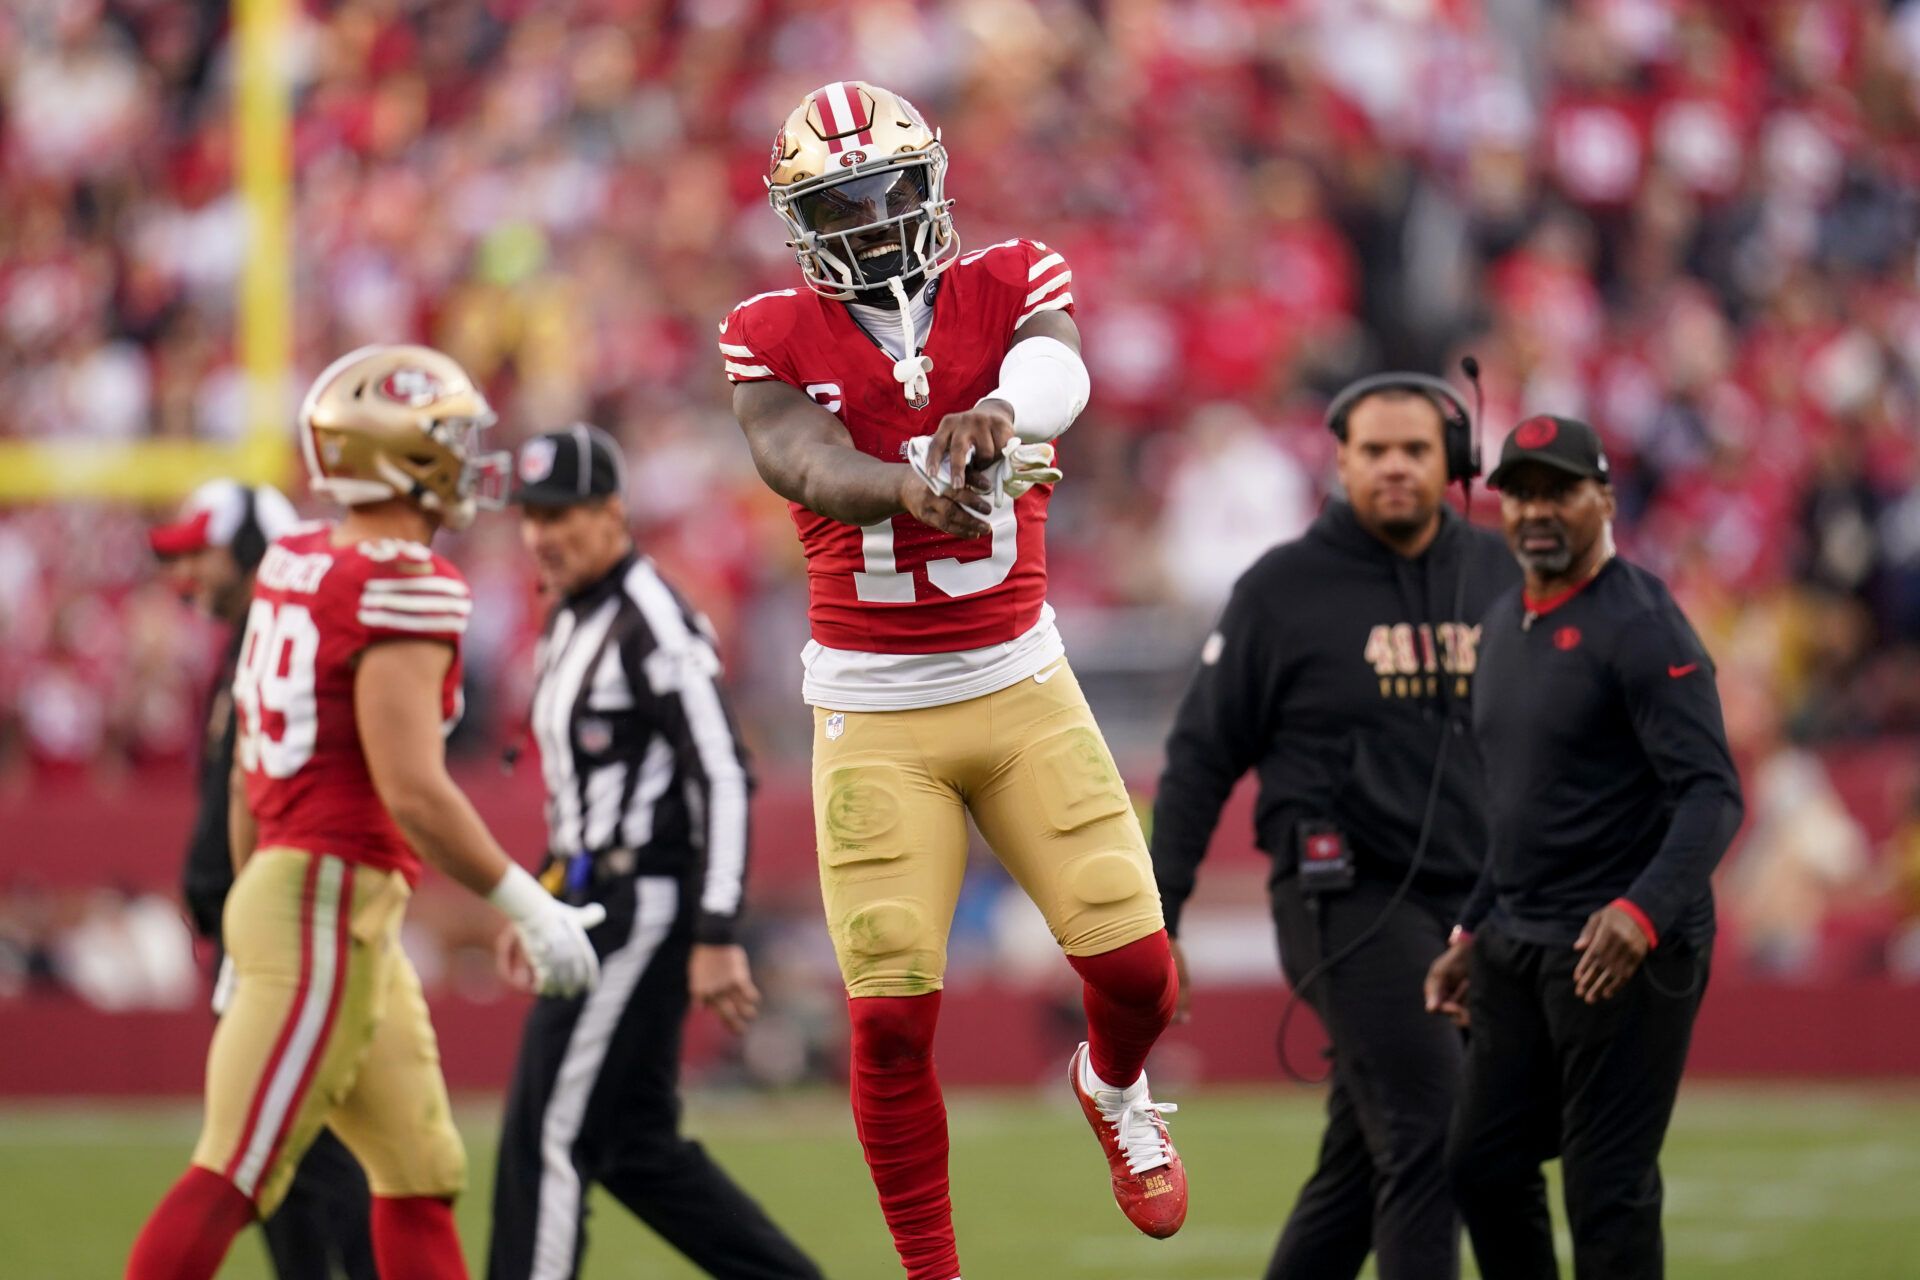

{"left": 1153, "top": 373, "right": 1517, "bottom": 1279}
{"left": 487, "top": 424, "right": 821, "bottom": 1280}
{"left": 1425, "top": 415, "right": 1743, "bottom": 1280}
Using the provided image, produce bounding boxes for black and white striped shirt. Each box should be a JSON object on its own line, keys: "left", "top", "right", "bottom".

{"left": 529, "top": 552, "right": 752, "bottom": 944}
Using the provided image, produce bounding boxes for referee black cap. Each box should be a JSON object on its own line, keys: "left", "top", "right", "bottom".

{"left": 513, "top": 423, "right": 627, "bottom": 508}
{"left": 1487, "top": 415, "right": 1610, "bottom": 490}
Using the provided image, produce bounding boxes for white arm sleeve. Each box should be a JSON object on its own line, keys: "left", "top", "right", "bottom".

{"left": 981, "top": 335, "right": 1090, "bottom": 443}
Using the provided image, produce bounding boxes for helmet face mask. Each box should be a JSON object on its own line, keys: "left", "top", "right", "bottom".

{"left": 299, "top": 344, "right": 508, "bottom": 531}
{"left": 767, "top": 82, "right": 960, "bottom": 301}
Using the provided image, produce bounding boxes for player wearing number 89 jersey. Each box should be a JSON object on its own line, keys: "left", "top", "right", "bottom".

{"left": 129, "top": 345, "right": 606, "bottom": 1280}
{"left": 725, "top": 82, "right": 1185, "bottom": 1280}
{"left": 238, "top": 529, "right": 468, "bottom": 879}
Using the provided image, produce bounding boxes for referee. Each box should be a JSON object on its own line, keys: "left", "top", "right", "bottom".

{"left": 487, "top": 425, "right": 821, "bottom": 1280}
{"left": 149, "top": 479, "right": 377, "bottom": 1280}
{"left": 1152, "top": 375, "right": 1516, "bottom": 1280}
{"left": 1425, "top": 417, "right": 1742, "bottom": 1280}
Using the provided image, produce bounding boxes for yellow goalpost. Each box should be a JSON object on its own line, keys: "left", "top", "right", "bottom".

{"left": 0, "top": 0, "right": 293, "bottom": 504}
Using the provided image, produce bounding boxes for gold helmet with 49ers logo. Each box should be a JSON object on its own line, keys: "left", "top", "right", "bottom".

{"left": 297, "top": 344, "right": 509, "bottom": 531}
{"left": 767, "top": 81, "right": 959, "bottom": 300}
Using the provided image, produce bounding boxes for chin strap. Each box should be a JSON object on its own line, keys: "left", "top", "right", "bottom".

{"left": 887, "top": 275, "right": 933, "bottom": 407}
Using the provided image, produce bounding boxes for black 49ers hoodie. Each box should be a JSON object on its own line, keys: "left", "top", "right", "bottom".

{"left": 1151, "top": 499, "right": 1519, "bottom": 932}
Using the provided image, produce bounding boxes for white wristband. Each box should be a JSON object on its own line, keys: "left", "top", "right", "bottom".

{"left": 487, "top": 862, "right": 552, "bottom": 923}
{"left": 980, "top": 335, "right": 1089, "bottom": 443}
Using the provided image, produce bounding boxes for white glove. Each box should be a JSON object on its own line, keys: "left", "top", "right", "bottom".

{"left": 904, "top": 433, "right": 973, "bottom": 498}
{"left": 905, "top": 436, "right": 1061, "bottom": 506}
{"left": 982, "top": 441, "right": 1062, "bottom": 505}
{"left": 211, "top": 955, "right": 236, "bottom": 1016}
{"left": 488, "top": 864, "right": 606, "bottom": 997}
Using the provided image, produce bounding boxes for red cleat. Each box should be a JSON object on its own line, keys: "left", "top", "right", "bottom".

{"left": 1068, "top": 1041, "right": 1187, "bottom": 1238}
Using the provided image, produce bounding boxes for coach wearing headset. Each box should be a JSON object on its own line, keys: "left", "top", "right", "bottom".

{"left": 1151, "top": 373, "right": 1517, "bottom": 1280}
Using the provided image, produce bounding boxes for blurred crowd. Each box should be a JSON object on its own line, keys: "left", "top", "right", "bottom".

{"left": 2, "top": 0, "right": 1920, "bottom": 980}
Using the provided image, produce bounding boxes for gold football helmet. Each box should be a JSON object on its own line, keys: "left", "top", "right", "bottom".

{"left": 297, "top": 344, "right": 508, "bottom": 531}
{"left": 767, "top": 81, "right": 959, "bottom": 299}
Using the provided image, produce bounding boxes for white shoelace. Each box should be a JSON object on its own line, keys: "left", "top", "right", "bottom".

{"left": 1098, "top": 1083, "right": 1179, "bottom": 1175}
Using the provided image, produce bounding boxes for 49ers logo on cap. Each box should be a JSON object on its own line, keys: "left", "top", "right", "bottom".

{"left": 518, "top": 438, "right": 557, "bottom": 484}
{"left": 1514, "top": 416, "right": 1559, "bottom": 449}
{"left": 380, "top": 367, "right": 445, "bottom": 407}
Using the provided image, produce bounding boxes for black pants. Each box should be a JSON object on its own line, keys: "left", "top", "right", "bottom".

{"left": 260, "top": 1127, "right": 376, "bottom": 1280}
{"left": 1266, "top": 875, "right": 1465, "bottom": 1280}
{"left": 487, "top": 875, "right": 821, "bottom": 1280}
{"left": 1446, "top": 920, "right": 1708, "bottom": 1280}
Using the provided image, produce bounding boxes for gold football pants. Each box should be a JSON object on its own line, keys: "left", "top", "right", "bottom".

{"left": 192, "top": 847, "right": 466, "bottom": 1215}
{"left": 812, "top": 661, "right": 1164, "bottom": 998}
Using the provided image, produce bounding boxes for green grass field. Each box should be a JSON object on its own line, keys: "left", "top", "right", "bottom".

{"left": 3, "top": 1085, "right": 1917, "bottom": 1278}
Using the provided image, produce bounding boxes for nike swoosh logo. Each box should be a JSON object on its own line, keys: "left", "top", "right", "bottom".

{"left": 1668, "top": 663, "right": 1698, "bottom": 678}
{"left": 1034, "top": 662, "right": 1066, "bottom": 684}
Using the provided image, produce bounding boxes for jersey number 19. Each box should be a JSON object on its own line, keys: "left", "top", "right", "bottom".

{"left": 854, "top": 500, "right": 1019, "bottom": 603}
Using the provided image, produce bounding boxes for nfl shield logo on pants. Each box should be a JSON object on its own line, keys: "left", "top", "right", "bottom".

{"left": 825, "top": 712, "right": 845, "bottom": 741}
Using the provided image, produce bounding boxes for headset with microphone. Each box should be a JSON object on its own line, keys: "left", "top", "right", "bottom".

{"left": 1323, "top": 364, "right": 1483, "bottom": 485}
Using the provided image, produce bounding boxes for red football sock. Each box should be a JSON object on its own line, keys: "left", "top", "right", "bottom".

{"left": 1068, "top": 930, "right": 1178, "bottom": 1090}
{"left": 126, "top": 1166, "right": 255, "bottom": 1280}
{"left": 371, "top": 1195, "right": 469, "bottom": 1280}
{"left": 848, "top": 992, "right": 958, "bottom": 1280}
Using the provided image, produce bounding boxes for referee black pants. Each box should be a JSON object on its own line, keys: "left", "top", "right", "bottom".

{"left": 487, "top": 875, "right": 822, "bottom": 1280}
{"left": 260, "top": 1125, "right": 376, "bottom": 1279}
{"left": 1447, "top": 920, "right": 1708, "bottom": 1280}
{"left": 1266, "top": 875, "right": 1465, "bottom": 1280}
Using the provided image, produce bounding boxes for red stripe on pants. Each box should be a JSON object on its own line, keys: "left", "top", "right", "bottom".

{"left": 224, "top": 855, "right": 321, "bottom": 1185}
{"left": 257, "top": 863, "right": 354, "bottom": 1185}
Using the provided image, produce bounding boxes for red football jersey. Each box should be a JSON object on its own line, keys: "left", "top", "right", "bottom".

{"left": 237, "top": 525, "right": 468, "bottom": 884}
{"left": 721, "top": 238, "right": 1074, "bottom": 655}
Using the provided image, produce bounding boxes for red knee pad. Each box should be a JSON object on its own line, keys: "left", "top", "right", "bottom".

{"left": 1069, "top": 929, "right": 1176, "bottom": 1012}
{"left": 371, "top": 1196, "right": 467, "bottom": 1280}
{"left": 848, "top": 991, "right": 942, "bottom": 1068}
{"left": 127, "top": 1166, "right": 255, "bottom": 1280}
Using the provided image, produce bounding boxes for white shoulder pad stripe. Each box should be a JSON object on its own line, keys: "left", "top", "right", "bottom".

{"left": 358, "top": 609, "right": 468, "bottom": 635}
{"left": 1017, "top": 292, "right": 1073, "bottom": 326}
{"left": 1027, "top": 252, "right": 1064, "bottom": 280}
{"left": 1024, "top": 271, "right": 1072, "bottom": 306}
{"left": 358, "top": 594, "right": 473, "bottom": 616}
{"left": 363, "top": 576, "right": 468, "bottom": 597}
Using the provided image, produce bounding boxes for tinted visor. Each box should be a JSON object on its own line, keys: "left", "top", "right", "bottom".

{"left": 796, "top": 164, "right": 931, "bottom": 237}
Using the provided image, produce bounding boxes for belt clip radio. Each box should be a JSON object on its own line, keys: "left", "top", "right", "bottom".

{"left": 1297, "top": 819, "right": 1355, "bottom": 896}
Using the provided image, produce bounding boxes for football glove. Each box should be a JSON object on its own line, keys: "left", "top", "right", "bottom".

{"left": 488, "top": 864, "right": 606, "bottom": 997}
{"left": 904, "top": 432, "right": 972, "bottom": 498}
{"left": 985, "top": 440, "right": 1062, "bottom": 504}
{"left": 905, "top": 435, "right": 1061, "bottom": 506}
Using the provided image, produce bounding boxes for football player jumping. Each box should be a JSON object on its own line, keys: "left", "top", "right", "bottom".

{"left": 127, "top": 346, "right": 605, "bottom": 1280}
{"left": 723, "top": 82, "right": 1186, "bottom": 1279}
